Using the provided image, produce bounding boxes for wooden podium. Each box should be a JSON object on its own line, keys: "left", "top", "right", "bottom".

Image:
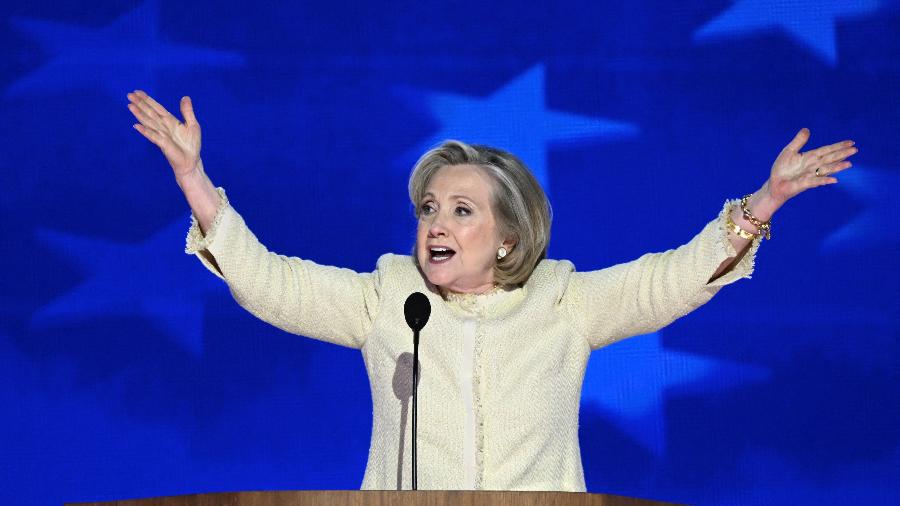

{"left": 66, "top": 490, "right": 681, "bottom": 506}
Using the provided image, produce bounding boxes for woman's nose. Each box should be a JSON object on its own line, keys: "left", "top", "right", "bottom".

{"left": 427, "top": 213, "right": 448, "bottom": 237}
{"left": 428, "top": 222, "right": 447, "bottom": 237}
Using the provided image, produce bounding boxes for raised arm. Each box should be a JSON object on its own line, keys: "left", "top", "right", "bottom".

{"left": 563, "top": 128, "right": 857, "bottom": 350}
{"left": 563, "top": 199, "right": 759, "bottom": 350}
{"left": 711, "top": 128, "right": 857, "bottom": 281}
{"left": 127, "top": 90, "right": 219, "bottom": 232}
{"left": 183, "top": 187, "right": 382, "bottom": 349}
{"left": 127, "top": 90, "right": 383, "bottom": 349}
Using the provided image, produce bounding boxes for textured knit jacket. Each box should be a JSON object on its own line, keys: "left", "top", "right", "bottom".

{"left": 185, "top": 187, "right": 760, "bottom": 492}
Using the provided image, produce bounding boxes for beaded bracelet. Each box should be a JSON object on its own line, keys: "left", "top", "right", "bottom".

{"left": 740, "top": 194, "right": 772, "bottom": 240}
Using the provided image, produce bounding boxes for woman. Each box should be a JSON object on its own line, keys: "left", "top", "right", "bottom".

{"left": 127, "top": 90, "right": 857, "bottom": 491}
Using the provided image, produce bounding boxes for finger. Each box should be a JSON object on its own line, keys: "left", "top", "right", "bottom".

{"left": 133, "top": 90, "right": 181, "bottom": 132}
{"left": 134, "top": 89, "right": 174, "bottom": 119}
{"left": 819, "top": 145, "right": 858, "bottom": 164}
{"left": 127, "top": 102, "right": 159, "bottom": 129}
{"left": 134, "top": 123, "right": 180, "bottom": 157}
{"left": 180, "top": 96, "right": 198, "bottom": 125}
{"left": 133, "top": 123, "right": 165, "bottom": 147}
{"left": 807, "top": 140, "right": 855, "bottom": 159}
{"left": 784, "top": 128, "right": 810, "bottom": 153}
{"left": 132, "top": 121, "right": 166, "bottom": 143}
{"left": 137, "top": 95, "right": 181, "bottom": 131}
{"left": 819, "top": 160, "right": 852, "bottom": 175}
{"left": 799, "top": 175, "right": 834, "bottom": 191}
{"left": 128, "top": 102, "right": 166, "bottom": 132}
{"left": 132, "top": 98, "right": 162, "bottom": 125}
{"left": 812, "top": 176, "right": 838, "bottom": 186}
{"left": 807, "top": 168, "right": 841, "bottom": 184}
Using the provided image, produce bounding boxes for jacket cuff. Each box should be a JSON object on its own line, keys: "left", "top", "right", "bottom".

{"left": 707, "top": 198, "right": 762, "bottom": 287}
{"left": 185, "top": 187, "right": 230, "bottom": 254}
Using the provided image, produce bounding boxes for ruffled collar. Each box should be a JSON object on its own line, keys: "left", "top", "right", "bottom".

{"left": 440, "top": 284, "right": 521, "bottom": 315}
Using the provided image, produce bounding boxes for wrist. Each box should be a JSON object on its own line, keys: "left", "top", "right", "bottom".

{"left": 728, "top": 182, "right": 782, "bottom": 241}
{"left": 176, "top": 159, "right": 205, "bottom": 190}
{"left": 746, "top": 180, "right": 783, "bottom": 222}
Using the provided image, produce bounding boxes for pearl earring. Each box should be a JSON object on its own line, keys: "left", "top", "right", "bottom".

{"left": 497, "top": 247, "right": 508, "bottom": 260}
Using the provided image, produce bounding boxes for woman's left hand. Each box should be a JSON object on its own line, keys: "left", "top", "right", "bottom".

{"left": 767, "top": 128, "right": 858, "bottom": 205}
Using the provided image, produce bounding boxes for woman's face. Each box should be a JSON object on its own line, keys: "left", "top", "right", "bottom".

{"left": 416, "top": 164, "right": 511, "bottom": 294}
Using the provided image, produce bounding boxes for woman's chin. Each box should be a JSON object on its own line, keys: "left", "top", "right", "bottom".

{"left": 424, "top": 271, "right": 452, "bottom": 287}
{"left": 422, "top": 265, "right": 455, "bottom": 287}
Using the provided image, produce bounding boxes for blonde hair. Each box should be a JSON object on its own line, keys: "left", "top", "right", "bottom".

{"left": 408, "top": 140, "right": 552, "bottom": 286}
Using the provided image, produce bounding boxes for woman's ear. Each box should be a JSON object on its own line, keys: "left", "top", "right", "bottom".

{"left": 502, "top": 236, "right": 517, "bottom": 253}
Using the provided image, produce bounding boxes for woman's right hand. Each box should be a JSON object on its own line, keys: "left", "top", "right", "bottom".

{"left": 127, "top": 90, "right": 202, "bottom": 181}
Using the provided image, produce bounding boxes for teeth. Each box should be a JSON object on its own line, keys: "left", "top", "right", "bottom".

{"left": 429, "top": 246, "right": 454, "bottom": 262}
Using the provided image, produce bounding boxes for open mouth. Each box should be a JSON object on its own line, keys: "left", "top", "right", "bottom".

{"left": 428, "top": 246, "right": 456, "bottom": 263}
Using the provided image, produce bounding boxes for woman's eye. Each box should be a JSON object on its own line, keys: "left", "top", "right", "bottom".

{"left": 420, "top": 203, "right": 435, "bottom": 215}
{"left": 455, "top": 206, "right": 471, "bottom": 216}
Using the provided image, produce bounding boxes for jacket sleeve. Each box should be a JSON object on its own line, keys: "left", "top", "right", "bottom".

{"left": 562, "top": 199, "right": 761, "bottom": 351}
{"left": 184, "top": 187, "right": 382, "bottom": 349}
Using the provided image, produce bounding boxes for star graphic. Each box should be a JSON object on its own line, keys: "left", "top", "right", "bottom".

{"left": 821, "top": 166, "right": 900, "bottom": 251}
{"left": 30, "top": 216, "right": 225, "bottom": 355}
{"left": 693, "top": 0, "right": 880, "bottom": 65}
{"left": 581, "top": 332, "right": 770, "bottom": 454}
{"left": 397, "top": 64, "right": 638, "bottom": 189}
{"left": 6, "top": 0, "right": 245, "bottom": 99}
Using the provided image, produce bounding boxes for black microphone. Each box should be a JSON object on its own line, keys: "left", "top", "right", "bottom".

{"left": 404, "top": 292, "right": 431, "bottom": 335}
{"left": 403, "top": 292, "right": 430, "bottom": 490}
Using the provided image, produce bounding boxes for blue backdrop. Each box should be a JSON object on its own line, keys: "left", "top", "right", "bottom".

{"left": 2, "top": 1, "right": 898, "bottom": 505}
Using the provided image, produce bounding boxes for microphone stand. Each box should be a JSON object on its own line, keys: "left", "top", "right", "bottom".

{"left": 404, "top": 291, "right": 429, "bottom": 491}
{"left": 412, "top": 327, "right": 420, "bottom": 490}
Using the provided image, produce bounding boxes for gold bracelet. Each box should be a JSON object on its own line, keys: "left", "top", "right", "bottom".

{"left": 726, "top": 205, "right": 760, "bottom": 240}
{"left": 740, "top": 194, "right": 772, "bottom": 240}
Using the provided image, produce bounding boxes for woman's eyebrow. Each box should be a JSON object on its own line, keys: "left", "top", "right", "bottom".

{"left": 422, "top": 191, "right": 475, "bottom": 201}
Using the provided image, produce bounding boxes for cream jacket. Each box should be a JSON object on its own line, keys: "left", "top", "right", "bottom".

{"left": 185, "top": 187, "right": 760, "bottom": 491}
